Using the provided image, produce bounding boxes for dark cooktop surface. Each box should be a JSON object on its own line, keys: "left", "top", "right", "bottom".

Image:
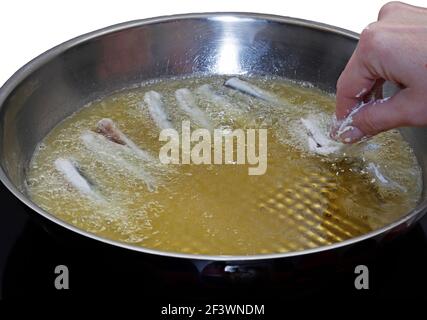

{"left": 1, "top": 183, "right": 427, "bottom": 300}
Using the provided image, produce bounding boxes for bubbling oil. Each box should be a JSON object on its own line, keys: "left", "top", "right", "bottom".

{"left": 26, "top": 75, "right": 422, "bottom": 255}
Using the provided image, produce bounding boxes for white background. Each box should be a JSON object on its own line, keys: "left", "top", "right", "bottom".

{"left": 0, "top": 0, "right": 426, "bottom": 86}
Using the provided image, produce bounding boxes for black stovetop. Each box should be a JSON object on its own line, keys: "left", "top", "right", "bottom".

{"left": 1, "top": 182, "right": 427, "bottom": 300}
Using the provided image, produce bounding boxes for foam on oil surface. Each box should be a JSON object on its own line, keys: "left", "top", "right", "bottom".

{"left": 26, "top": 75, "right": 422, "bottom": 255}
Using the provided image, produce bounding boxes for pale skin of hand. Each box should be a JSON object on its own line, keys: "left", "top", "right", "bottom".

{"left": 333, "top": 1, "right": 427, "bottom": 143}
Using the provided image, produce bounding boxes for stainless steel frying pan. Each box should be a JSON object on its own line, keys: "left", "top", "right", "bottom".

{"left": 0, "top": 13, "right": 426, "bottom": 262}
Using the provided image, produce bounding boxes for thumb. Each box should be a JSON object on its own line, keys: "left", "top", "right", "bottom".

{"left": 337, "top": 88, "right": 422, "bottom": 143}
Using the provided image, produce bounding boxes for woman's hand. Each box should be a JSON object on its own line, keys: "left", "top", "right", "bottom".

{"left": 333, "top": 1, "right": 427, "bottom": 143}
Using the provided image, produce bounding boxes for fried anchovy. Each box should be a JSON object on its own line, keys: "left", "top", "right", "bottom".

{"left": 96, "top": 118, "right": 153, "bottom": 161}
{"left": 224, "top": 77, "right": 281, "bottom": 104}
{"left": 175, "top": 88, "right": 212, "bottom": 130}
{"left": 196, "top": 84, "right": 245, "bottom": 118}
{"left": 81, "top": 131, "right": 156, "bottom": 191}
{"left": 300, "top": 118, "right": 344, "bottom": 156}
{"left": 54, "top": 158, "right": 104, "bottom": 201}
{"left": 143, "top": 91, "right": 173, "bottom": 130}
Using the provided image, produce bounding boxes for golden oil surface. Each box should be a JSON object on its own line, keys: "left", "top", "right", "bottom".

{"left": 27, "top": 76, "right": 422, "bottom": 255}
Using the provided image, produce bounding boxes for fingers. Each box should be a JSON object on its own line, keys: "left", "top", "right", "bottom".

{"left": 334, "top": 2, "right": 427, "bottom": 144}
{"left": 338, "top": 88, "right": 427, "bottom": 143}
{"left": 378, "top": 1, "right": 427, "bottom": 23}
{"left": 335, "top": 44, "right": 377, "bottom": 119}
{"left": 335, "top": 23, "right": 398, "bottom": 121}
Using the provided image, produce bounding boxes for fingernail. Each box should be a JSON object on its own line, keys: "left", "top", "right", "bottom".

{"left": 338, "top": 126, "right": 365, "bottom": 143}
